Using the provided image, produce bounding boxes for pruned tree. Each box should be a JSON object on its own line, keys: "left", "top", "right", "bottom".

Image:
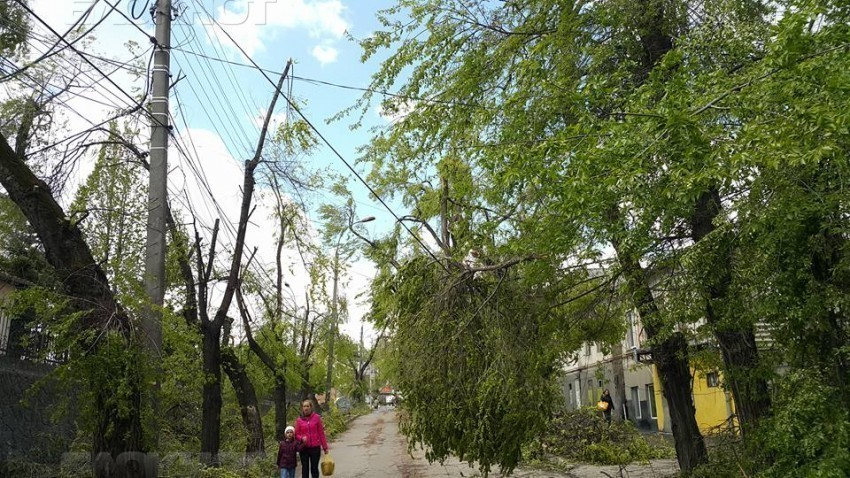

{"left": 167, "top": 62, "right": 292, "bottom": 463}
{"left": 234, "top": 99, "right": 324, "bottom": 440}
{"left": 343, "top": 322, "right": 386, "bottom": 402}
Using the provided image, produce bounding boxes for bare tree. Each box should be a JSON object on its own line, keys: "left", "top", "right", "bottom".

{"left": 161, "top": 62, "right": 292, "bottom": 464}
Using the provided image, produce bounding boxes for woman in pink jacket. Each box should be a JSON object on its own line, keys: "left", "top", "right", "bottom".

{"left": 294, "top": 399, "right": 329, "bottom": 478}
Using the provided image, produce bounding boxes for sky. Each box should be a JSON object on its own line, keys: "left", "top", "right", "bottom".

{"left": 21, "top": 0, "right": 407, "bottom": 347}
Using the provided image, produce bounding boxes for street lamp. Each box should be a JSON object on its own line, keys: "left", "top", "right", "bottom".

{"left": 325, "top": 216, "right": 375, "bottom": 408}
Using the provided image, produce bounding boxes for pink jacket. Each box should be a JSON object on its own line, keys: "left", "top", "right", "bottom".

{"left": 295, "top": 413, "right": 328, "bottom": 452}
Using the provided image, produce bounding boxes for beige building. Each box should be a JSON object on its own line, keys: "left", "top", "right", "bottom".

{"left": 562, "top": 309, "right": 661, "bottom": 431}
{"left": 562, "top": 304, "right": 742, "bottom": 434}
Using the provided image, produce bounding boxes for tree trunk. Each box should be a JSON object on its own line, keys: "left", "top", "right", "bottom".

{"left": 623, "top": 3, "right": 707, "bottom": 470}
{"left": 353, "top": 372, "right": 365, "bottom": 403}
{"left": 611, "top": 342, "right": 627, "bottom": 421}
{"left": 612, "top": 228, "right": 708, "bottom": 472}
{"left": 299, "top": 358, "right": 319, "bottom": 410}
{"left": 200, "top": 324, "right": 222, "bottom": 466}
{"left": 274, "top": 374, "right": 288, "bottom": 441}
{"left": 440, "top": 174, "right": 450, "bottom": 248}
{"left": 221, "top": 346, "right": 265, "bottom": 456}
{"left": 808, "top": 221, "right": 850, "bottom": 408}
{"left": 690, "top": 188, "right": 772, "bottom": 434}
{"left": 654, "top": 332, "right": 708, "bottom": 472}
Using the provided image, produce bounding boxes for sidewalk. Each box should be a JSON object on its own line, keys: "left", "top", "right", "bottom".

{"left": 407, "top": 444, "right": 679, "bottom": 477}
{"left": 329, "top": 409, "right": 679, "bottom": 477}
{"left": 548, "top": 460, "right": 678, "bottom": 478}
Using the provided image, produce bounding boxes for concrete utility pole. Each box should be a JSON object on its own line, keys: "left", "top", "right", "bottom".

{"left": 143, "top": 0, "right": 172, "bottom": 447}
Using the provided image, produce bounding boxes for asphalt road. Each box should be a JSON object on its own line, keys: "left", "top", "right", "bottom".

{"left": 325, "top": 408, "right": 678, "bottom": 478}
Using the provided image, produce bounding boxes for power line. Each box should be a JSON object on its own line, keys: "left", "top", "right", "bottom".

{"left": 169, "top": 88, "right": 234, "bottom": 240}
{"left": 12, "top": 0, "right": 158, "bottom": 127}
{"left": 130, "top": 0, "right": 151, "bottom": 20}
{"left": 8, "top": 1, "right": 292, "bottom": 294}
{"left": 168, "top": 45, "right": 484, "bottom": 110}
{"left": 181, "top": 13, "right": 262, "bottom": 142}
{"left": 3, "top": 11, "right": 219, "bottom": 238}
{"left": 166, "top": 11, "right": 317, "bottom": 268}
{"left": 170, "top": 13, "right": 303, "bottom": 175}
{"left": 1, "top": 24, "right": 156, "bottom": 157}
{"left": 155, "top": 34, "right": 294, "bottom": 295}
{"left": 189, "top": 0, "right": 449, "bottom": 271}
{"left": 169, "top": 86, "right": 283, "bottom": 293}
{"left": 178, "top": 34, "right": 255, "bottom": 152}
{"left": 104, "top": 0, "right": 157, "bottom": 40}
{"left": 170, "top": 54, "right": 252, "bottom": 158}
{"left": 0, "top": 16, "right": 151, "bottom": 80}
{"left": 169, "top": 87, "right": 326, "bottom": 310}
{"left": 0, "top": 0, "right": 103, "bottom": 81}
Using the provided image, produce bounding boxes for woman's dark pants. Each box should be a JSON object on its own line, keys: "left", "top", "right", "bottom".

{"left": 299, "top": 446, "right": 321, "bottom": 478}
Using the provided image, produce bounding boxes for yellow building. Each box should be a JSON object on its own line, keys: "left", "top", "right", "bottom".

{"left": 652, "top": 366, "right": 737, "bottom": 434}
{"left": 563, "top": 301, "right": 740, "bottom": 436}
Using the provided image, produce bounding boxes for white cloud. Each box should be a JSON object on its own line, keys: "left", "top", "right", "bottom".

{"left": 311, "top": 44, "right": 338, "bottom": 65}
{"left": 209, "top": 0, "right": 349, "bottom": 57}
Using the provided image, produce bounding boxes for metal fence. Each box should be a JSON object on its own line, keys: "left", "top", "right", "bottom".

{"left": 0, "top": 314, "right": 68, "bottom": 365}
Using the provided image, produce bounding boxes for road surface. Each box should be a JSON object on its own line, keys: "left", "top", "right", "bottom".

{"left": 325, "top": 408, "right": 678, "bottom": 477}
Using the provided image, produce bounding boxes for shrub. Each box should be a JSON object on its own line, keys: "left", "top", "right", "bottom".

{"left": 527, "top": 407, "right": 674, "bottom": 466}
{"left": 755, "top": 371, "right": 850, "bottom": 478}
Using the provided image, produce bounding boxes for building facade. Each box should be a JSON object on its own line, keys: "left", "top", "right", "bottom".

{"left": 562, "top": 308, "right": 735, "bottom": 434}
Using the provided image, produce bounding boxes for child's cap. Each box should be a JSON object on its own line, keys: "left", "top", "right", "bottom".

{"left": 285, "top": 425, "right": 295, "bottom": 434}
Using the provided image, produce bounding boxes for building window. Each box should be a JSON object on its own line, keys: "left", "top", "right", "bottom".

{"left": 646, "top": 384, "right": 657, "bottom": 418}
{"left": 584, "top": 342, "right": 592, "bottom": 356}
{"left": 631, "top": 386, "right": 641, "bottom": 419}
{"left": 706, "top": 372, "right": 720, "bottom": 388}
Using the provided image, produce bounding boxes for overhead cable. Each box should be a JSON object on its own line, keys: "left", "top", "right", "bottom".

{"left": 190, "top": 0, "right": 450, "bottom": 271}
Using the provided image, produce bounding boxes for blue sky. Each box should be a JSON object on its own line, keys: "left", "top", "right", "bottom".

{"left": 26, "top": 0, "right": 409, "bottom": 344}
{"left": 170, "top": 0, "right": 398, "bottom": 215}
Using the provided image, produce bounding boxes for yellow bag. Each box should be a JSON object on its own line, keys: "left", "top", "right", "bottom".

{"left": 320, "top": 453, "right": 335, "bottom": 476}
{"left": 597, "top": 400, "right": 609, "bottom": 411}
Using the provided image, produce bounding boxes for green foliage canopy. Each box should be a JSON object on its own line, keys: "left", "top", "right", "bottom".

{"left": 354, "top": 0, "right": 850, "bottom": 474}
